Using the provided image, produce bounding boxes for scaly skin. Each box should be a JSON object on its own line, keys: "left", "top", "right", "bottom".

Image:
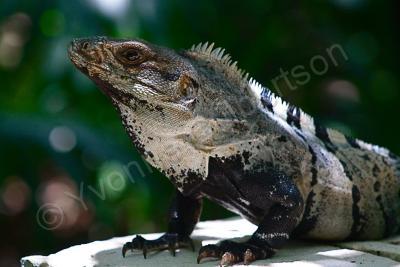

{"left": 68, "top": 37, "right": 400, "bottom": 266}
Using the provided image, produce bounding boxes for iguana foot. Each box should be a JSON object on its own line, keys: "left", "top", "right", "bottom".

{"left": 122, "top": 233, "right": 195, "bottom": 258}
{"left": 197, "top": 240, "right": 275, "bottom": 266}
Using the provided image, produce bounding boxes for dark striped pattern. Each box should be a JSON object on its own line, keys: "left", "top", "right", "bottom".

{"left": 315, "top": 122, "right": 337, "bottom": 153}
{"left": 376, "top": 195, "right": 390, "bottom": 237}
{"left": 308, "top": 145, "right": 318, "bottom": 186}
{"left": 287, "top": 105, "right": 301, "bottom": 129}
{"left": 345, "top": 135, "right": 361, "bottom": 149}
{"left": 260, "top": 89, "right": 274, "bottom": 113}
{"left": 348, "top": 185, "right": 364, "bottom": 239}
{"left": 292, "top": 191, "right": 317, "bottom": 237}
{"left": 339, "top": 159, "right": 353, "bottom": 181}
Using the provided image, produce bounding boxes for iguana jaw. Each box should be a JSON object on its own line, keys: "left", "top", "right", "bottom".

{"left": 68, "top": 39, "right": 119, "bottom": 99}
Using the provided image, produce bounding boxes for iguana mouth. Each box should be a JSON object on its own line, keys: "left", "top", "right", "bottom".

{"left": 68, "top": 44, "right": 109, "bottom": 74}
{"left": 68, "top": 46, "right": 88, "bottom": 72}
{"left": 68, "top": 42, "right": 146, "bottom": 102}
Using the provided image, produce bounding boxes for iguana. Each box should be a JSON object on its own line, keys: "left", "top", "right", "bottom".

{"left": 68, "top": 37, "right": 400, "bottom": 266}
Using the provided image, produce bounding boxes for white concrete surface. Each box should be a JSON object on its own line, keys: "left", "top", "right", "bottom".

{"left": 21, "top": 217, "right": 400, "bottom": 267}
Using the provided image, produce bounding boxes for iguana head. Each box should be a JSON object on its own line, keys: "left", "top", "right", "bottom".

{"left": 68, "top": 37, "right": 259, "bottom": 193}
{"left": 68, "top": 37, "right": 202, "bottom": 115}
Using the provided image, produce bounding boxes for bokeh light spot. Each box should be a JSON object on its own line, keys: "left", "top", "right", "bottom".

{"left": 326, "top": 80, "right": 360, "bottom": 102}
{"left": 87, "top": 0, "right": 130, "bottom": 18}
{"left": 1, "top": 177, "right": 31, "bottom": 216}
{"left": 49, "top": 126, "right": 77, "bottom": 153}
{"left": 36, "top": 175, "right": 90, "bottom": 232}
{"left": 98, "top": 161, "right": 128, "bottom": 199}
{"left": 0, "top": 12, "right": 31, "bottom": 69}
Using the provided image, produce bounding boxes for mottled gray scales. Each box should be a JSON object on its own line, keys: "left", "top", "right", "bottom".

{"left": 69, "top": 37, "right": 400, "bottom": 265}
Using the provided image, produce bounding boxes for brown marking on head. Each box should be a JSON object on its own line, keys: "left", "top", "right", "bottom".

{"left": 68, "top": 37, "right": 200, "bottom": 114}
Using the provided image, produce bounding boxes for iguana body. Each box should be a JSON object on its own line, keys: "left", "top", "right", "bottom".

{"left": 68, "top": 37, "right": 400, "bottom": 265}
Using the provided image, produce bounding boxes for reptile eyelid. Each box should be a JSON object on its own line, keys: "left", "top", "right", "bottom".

{"left": 114, "top": 44, "right": 151, "bottom": 65}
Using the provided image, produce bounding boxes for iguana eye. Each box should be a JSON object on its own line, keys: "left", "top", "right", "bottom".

{"left": 117, "top": 48, "right": 146, "bottom": 65}
{"left": 124, "top": 49, "right": 140, "bottom": 61}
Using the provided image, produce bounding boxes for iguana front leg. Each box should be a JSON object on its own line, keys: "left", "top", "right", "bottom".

{"left": 122, "top": 190, "right": 203, "bottom": 258}
{"left": 197, "top": 170, "right": 304, "bottom": 265}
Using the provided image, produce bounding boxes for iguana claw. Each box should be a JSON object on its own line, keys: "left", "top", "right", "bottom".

{"left": 122, "top": 233, "right": 194, "bottom": 258}
{"left": 197, "top": 240, "right": 274, "bottom": 266}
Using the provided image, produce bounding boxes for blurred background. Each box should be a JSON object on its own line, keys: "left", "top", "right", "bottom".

{"left": 0, "top": 0, "right": 399, "bottom": 266}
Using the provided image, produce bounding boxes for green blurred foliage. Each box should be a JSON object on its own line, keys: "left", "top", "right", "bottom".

{"left": 0, "top": 0, "right": 399, "bottom": 266}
